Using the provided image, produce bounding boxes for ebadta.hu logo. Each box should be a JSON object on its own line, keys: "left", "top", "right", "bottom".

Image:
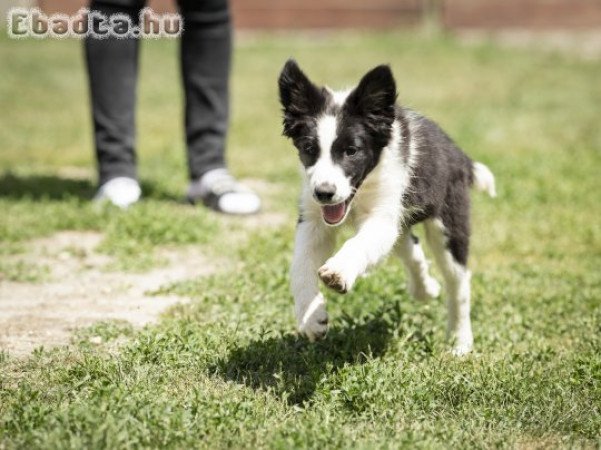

{"left": 6, "top": 7, "right": 183, "bottom": 39}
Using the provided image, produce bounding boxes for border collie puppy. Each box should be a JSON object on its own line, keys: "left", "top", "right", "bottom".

{"left": 278, "top": 60, "right": 496, "bottom": 355}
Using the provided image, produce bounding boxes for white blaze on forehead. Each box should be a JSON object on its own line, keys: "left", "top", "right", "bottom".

{"left": 326, "top": 87, "right": 352, "bottom": 106}
{"left": 307, "top": 114, "right": 352, "bottom": 204}
{"left": 317, "top": 115, "right": 338, "bottom": 154}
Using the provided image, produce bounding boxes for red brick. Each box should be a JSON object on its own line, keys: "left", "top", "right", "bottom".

{"left": 443, "top": 0, "right": 601, "bottom": 29}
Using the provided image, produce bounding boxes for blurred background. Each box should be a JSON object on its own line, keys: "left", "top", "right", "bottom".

{"left": 2, "top": 0, "right": 601, "bottom": 30}
{"left": 0, "top": 0, "right": 599, "bottom": 253}
{"left": 0, "top": 0, "right": 599, "bottom": 251}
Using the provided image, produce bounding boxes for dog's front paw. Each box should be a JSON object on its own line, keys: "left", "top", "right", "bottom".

{"left": 318, "top": 258, "right": 357, "bottom": 294}
{"left": 318, "top": 266, "right": 348, "bottom": 294}
{"left": 297, "top": 295, "right": 329, "bottom": 341}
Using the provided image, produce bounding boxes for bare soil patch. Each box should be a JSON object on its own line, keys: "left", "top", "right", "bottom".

{"left": 0, "top": 177, "right": 290, "bottom": 357}
{"left": 0, "top": 231, "right": 218, "bottom": 357}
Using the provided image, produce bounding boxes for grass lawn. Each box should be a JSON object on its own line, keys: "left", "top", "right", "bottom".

{"left": 0, "top": 30, "right": 600, "bottom": 448}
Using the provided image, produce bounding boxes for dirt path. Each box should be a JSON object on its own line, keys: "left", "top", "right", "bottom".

{"left": 0, "top": 231, "right": 222, "bottom": 357}
{"left": 0, "top": 176, "right": 289, "bottom": 357}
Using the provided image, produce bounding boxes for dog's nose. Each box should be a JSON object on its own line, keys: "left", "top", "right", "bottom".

{"left": 314, "top": 183, "right": 336, "bottom": 202}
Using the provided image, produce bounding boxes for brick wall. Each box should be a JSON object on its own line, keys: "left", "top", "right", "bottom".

{"left": 443, "top": 0, "right": 601, "bottom": 29}
{"left": 36, "top": 0, "right": 601, "bottom": 29}
{"left": 231, "top": 0, "right": 424, "bottom": 29}
{"left": 37, "top": 0, "right": 425, "bottom": 29}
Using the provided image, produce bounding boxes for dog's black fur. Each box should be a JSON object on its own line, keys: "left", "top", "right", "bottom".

{"left": 398, "top": 107, "right": 474, "bottom": 265}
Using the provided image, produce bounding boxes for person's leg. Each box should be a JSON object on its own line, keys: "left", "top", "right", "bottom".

{"left": 178, "top": 0, "right": 260, "bottom": 214}
{"left": 178, "top": 0, "right": 230, "bottom": 180}
{"left": 85, "top": 0, "right": 145, "bottom": 207}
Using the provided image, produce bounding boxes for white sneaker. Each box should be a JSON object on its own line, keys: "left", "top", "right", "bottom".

{"left": 187, "top": 168, "right": 261, "bottom": 215}
{"left": 94, "top": 177, "right": 141, "bottom": 209}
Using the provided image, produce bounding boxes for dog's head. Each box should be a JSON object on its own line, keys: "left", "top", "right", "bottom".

{"left": 278, "top": 59, "right": 397, "bottom": 226}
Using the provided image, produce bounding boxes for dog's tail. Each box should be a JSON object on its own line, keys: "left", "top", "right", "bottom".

{"left": 471, "top": 162, "right": 497, "bottom": 198}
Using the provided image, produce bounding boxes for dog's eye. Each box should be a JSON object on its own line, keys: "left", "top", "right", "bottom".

{"left": 299, "top": 142, "right": 317, "bottom": 155}
{"left": 345, "top": 147, "right": 358, "bottom": 157}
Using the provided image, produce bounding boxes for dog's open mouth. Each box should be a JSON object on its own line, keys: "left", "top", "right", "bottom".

{"left": 321, "top": 200, "right": 350, "bottom": 225}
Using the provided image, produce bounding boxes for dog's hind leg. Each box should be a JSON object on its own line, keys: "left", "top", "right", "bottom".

{"left": 395, "top": 230, "right": 441, "bottom": 300}
{"left": 424, "top": 219, "right": 473, "bottom": 355}
{"left": 291, "top": 218, "right": 335, "bottom": 341}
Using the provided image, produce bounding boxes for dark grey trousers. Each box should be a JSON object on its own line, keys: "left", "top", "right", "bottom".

{"left": 85, "top": 0, "right": 231, "bottom": 184}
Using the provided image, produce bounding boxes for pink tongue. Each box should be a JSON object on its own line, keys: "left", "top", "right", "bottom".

{"left": 322, "top": 202, "right": 346, "bottom": 224}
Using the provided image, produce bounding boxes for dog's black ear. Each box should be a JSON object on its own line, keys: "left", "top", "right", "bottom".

{"left": 278, "top": 59, "right": 326, "bottom": 137}
{"left": 345, "top": 65, "right": 397, "bottom": 119}
{"left": 278, "top": 59, "right": 322, "bottom": 113}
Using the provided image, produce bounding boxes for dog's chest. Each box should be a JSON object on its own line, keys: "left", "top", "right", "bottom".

{"left": 351, "top": 152, "right": 409, "bottom": 222}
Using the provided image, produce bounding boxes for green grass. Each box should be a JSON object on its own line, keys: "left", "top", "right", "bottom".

{"left": 1, "top": 30, "right": 600, "bottom": 448}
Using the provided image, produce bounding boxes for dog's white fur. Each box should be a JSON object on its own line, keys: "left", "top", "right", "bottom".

{"left": 291, "top": 89, "right": 491, "bottom": 355}
{"left": 394, "top": 233, "right": 441, "bottom": 301}
{"left": 307, "top": 115, "right": 353, "bottom": 206}
{"left": 472, "top": 161, "right": 497, "bottom": 198}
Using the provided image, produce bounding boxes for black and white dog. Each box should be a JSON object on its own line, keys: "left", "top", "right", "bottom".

{"left": 278, "top": 60, "right": 496, "bottom": 355}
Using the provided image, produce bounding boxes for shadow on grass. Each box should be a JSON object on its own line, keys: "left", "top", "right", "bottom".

{"left": 0, "top": 172, "right": 95, "bottom": 200}
{"left": 0, "top": 172, "right": 179, "bottom": 202}
{"left": 213, "top": 302, "right": 409, "bottom": 405}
